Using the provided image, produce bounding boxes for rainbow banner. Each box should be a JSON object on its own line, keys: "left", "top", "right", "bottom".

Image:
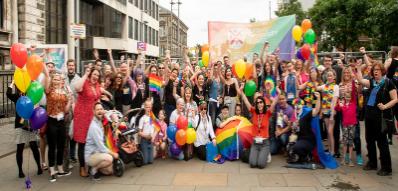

{"left": 208, "top": 15, "right": 295, "bottom": 63}
{"left": 105, "top": 124, "right": 118, "bottom": 153}
{"left": 215, "top": 116, "right": 254, "bottom": 160}
{"left": 149, "top": 74, "right": 162, "bottom": 93}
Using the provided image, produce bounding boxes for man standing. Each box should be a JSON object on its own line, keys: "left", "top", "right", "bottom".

{"left": 85, "top": 103, "right": 119, "bottom": 180}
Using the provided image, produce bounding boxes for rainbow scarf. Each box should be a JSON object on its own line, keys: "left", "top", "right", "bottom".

{"left": 104, "top": 119, "right": 118, "bottom": 153}
{"left": 150, "top": 112, "right": 161, "bottom": 133}
{"left": 216, "top": 116, "right": 254, "bottom": 160}
{"left": 149, "top": 74, "right": 162, "bottom": 93}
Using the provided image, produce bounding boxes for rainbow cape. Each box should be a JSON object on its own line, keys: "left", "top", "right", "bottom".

{"left": 215, "top": 116, "right": 254, "bottom": 160}
{"left": 149, "top": 74, "right": 162, "bottom": 93}
{"left": 103, "top": 119, "right": 118, "bottom": 153}
{"left": 264, "top": 76, "right": 277, "bottom": 97}
{"left": 150, "top": 111, "right": 161, "bottom": 133}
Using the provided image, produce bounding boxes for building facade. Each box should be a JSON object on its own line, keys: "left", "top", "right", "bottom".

{"left": 159, "top": 5, "right": 187, "bottom": 58}
{"left": 277, "top": 0, "right": 315, "bottom": 12}
{"left": 0, "top": 0, "right": 160, "bottom": 71}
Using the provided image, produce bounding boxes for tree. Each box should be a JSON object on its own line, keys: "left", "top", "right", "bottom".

{"left": 365, "top": 0, "right": 398, "bottom": 51}
{"left": 308, "top": 0, "right": 371, "bottom": 51}
{"left": 275, "top": 0, "right": 306, "bottom": 23}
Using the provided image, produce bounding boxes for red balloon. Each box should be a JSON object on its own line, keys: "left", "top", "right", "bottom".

{"left": 301, "top": 44, "right": 311, "bottom": 60}
{"left": 10, "top": 43, "right": 28, "bottom": 68}
{"left": 175, "top": 129, "right": 187, "bottom": 146}
{"left": 176, "top": 115, "right": 188, "bottom": 130}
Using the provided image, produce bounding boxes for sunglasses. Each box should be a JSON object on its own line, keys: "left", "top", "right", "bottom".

{"left": 159, "top": 67, "right": 165, "bottom": 69}
{"left": 201, "top": 107, "right": 207, "bottom": 111}
{"left": 256, "top": 101, "right": 264, "bottom": 104}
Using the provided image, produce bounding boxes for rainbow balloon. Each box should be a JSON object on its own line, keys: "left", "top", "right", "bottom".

{"left": 264, "top": 76, "right": 277, "bottom": 97}
{"left": 215, "top": 116, "right": 254, "bottom": 160}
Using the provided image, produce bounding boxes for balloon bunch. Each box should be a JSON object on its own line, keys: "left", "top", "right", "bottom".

{"left": 292, "top": 19, "right": 318, "bottom": 64}
{"left": 166, "top": 115, "right": 197, "bottom": 156}
{"left": 11, "top": 43, "right": 47, "bottom": 130}
{"left": 231, "top": 59, "right": 257, "bottom": 97}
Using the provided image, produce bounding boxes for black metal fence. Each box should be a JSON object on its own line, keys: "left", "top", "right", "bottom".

{"left": 0, "top": 70, "right": 15, "bottom": 118}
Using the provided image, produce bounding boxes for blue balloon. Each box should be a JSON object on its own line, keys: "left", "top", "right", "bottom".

{"left": 296, "top": 48, "right": 305, "bottom": 61}
{"left": 167, "top": 125, "right": 177, "bottom": 142}
{"left": 16, "top": 96, "right": 34, "bottom": 119}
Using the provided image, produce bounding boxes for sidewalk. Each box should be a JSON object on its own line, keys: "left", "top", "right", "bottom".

{"left": 0, "top": 120, "right": 397, "bottom": 191}
{"left": 0, "top": 118, "right": 17, "bottom": 158}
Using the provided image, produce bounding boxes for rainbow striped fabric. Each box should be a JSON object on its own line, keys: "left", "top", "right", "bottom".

{"left": 104, "top": 123, "right": 118, "bottom": 153}
{"left": 149, "top": 74, "right": 162, "bottom": 93}
{"left": 215, "top": 116, "right": 254, "bottom": 160}
{"left": 150, "top": 111, "right": 161, "bottom": 133}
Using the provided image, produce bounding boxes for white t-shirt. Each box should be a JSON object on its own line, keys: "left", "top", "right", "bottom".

{"left": 193, "top": 114, "right": 215, "bottom": 147}
{"left": 169, "top": 109, "right": 180, "bottom": 125}
{"left": 138, "top": 115, "right": 155, "bottom": 136}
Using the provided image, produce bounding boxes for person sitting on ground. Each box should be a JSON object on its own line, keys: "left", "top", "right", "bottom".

{"left": 85, "top": 103, "right": 119, "bottom": 180}
{"left": 216, "top": 105, "right": 231, "bottom": 129}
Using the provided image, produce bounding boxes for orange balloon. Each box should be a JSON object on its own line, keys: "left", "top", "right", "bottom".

{"left": 301, "top": 19, "right": 312, "bottom": 33}
{"left": 201, "top": 44, "right": 209, "bottom": 53}
{"left": 26, "top": 54, "right": 44, "bottom": 80}
{"left": 244, "top": 63, "right": 253, "bottom": 80}
{"left": 175, "top": 129, "right": 187, "bottom": 146}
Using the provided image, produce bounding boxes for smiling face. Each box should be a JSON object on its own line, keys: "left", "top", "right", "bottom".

{"left": 184, "top": 88, "right": 192, "bottom": 102}
{"left": 278, "top": 94, "right": 287, "bottom": 108}
{"left": 150, "top": 66, "right": 158, "bottom": 75}
{"left": 310, "top": 70, "right": 318, "bottom": 81}
{"left": 225, "top": 68, "right": 232, "bottom": 79}
{"left": 94, "top": 103, "right": 105, "bottom": 120}
{"left": 255, "top": 98, "right": 265, "bottom": 112}
{"left": 67, "top": 61, "right": 75, "bottom": 75}
{"left": 235, "top": 105, "right": 242, "bottom": 116}
{"left": 326, "top": 71, "right": 335, "bottom": 83}
{"left": 198, "top": 74, "right": 205, "bottom": 86}
{"left": 115, "top": 73, "right": 123, "bottom": 85}
{"left": 90, "top": 70, "right": 100, "bottom": 84}
{"left": 52, "top": 73, "right": 62, "bottom": 87}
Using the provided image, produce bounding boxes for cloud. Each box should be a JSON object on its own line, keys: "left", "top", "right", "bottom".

{"left": 159, "top": 0, "right": 277, "bottom": 46}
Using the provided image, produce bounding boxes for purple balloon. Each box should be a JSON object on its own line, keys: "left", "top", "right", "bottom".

{"left": 29, "top": 107, "right": 48, "bottom": 130}
{"left": 296, "top": 48, "right": 305, "bottom": 61}
{"left": 170, "top": 143, "right": 182, "bottom": 156}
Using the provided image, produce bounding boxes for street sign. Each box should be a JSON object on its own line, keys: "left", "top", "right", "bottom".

{"left": 137, "top": 42, "right": 147, "bottom": 51}
{"left": 70, "top": 23, "right": 86, "bottom": 39}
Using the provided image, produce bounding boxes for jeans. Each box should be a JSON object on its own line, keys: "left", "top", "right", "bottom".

{"left": 46, "top": 117, "right": 66, "bottom": 167}
{"left": 270, "top": 134, "right": 289, "bottom": 155}
{"left": 208, "top": 101, "right": 219, "bottom": 130}
{"left": 140, "top": 139, "right": 154, "bottom": 165}
{"left": 249, "top": 139, "right": 270, "bottom": 169}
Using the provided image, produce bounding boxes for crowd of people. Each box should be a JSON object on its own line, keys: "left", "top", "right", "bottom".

{"left": 7, "top": 44, "right": 398, "bottom": 182}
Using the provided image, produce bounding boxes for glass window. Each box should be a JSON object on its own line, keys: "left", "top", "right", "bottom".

{"left": 140, "top": 0, "right": 143, "bottom": 10}
{"left": 46, "top": 0, "right": 67, "bottom": 44}
{"left": 111, "top": 11, "right": 123, "bottom": 38}
{"left": 0, "top": 0, "right": 4, "bottom": 29}
{"left": 129, "top": 17, "right": 133, "bottom": 39}
{"left": 134, "top": 0, "right": 138, "bottom": 7}
{"left": 134, "top": 19, "right": 139, "bottom": 40}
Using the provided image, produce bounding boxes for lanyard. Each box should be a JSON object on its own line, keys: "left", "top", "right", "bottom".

{"left": 257, "top": 114, "right": 264, "bottom": 133}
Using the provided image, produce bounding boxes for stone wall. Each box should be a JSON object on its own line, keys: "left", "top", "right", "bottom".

{"left": 17, "top": 0, "right": 45, "bottom": 44}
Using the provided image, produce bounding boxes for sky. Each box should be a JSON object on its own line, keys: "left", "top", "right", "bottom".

{"left": 159, "top": 0, "right": 278, "bottom": 47}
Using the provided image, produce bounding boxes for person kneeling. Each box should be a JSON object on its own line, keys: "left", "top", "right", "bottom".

{"left": 85, "top": 103, "right": 119, "bottom": 180}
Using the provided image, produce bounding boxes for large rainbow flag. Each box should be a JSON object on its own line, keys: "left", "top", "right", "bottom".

{"left": 215, "top": 116, "right": 254, "bottom": 160}
{"left": 103, "top": 119, "right": 118, "bottom": 153}
{"left": 208, "top": 15, "right": 295, "bottom": 63}
{"left": 149, "top": 74, "right": 162, "bottom": 93}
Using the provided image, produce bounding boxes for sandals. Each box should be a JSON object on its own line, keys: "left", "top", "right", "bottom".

{"left": 41, "top": 163, "right": 48, "bottom": 171}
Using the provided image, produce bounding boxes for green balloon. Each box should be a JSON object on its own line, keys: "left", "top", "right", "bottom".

{"left": 244, "top": 80, "right": 257, "bottom": 97}
{"left": 304, "top": 29, "right": 316, "bottom": 44}
{"left": 27, "top": 81, "right": 44, "bottom": 105}
{"left": 198, "top": 60, "right": 204, "bottom": 68}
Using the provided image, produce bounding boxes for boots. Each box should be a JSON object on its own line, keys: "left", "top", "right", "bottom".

{"left": 80, "top": 166, "right": 88, "bottom": 177}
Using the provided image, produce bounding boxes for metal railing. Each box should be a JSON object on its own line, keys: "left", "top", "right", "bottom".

{"left": 0, "top": 70, "right": 15, "bottom": 118}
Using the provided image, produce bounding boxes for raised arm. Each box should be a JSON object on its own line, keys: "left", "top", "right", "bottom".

{"left": 43, "top": 62, "right": 51, "bottom": 94}
{"left": 74, "top": 68, "right": 89, "bottom": 92}
{"left": 239, "top": 88, "right": 252, "bottom": 111}
{"left": 260, "top": 42, "right": 269, "bottom": 65}
{"left": 356, "top": 61, "right": 370, "bottom": 88}
{"left": 107, "top": 49, "right": 117, "bottom": 74}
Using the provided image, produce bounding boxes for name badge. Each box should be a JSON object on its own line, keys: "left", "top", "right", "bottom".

{"left": 254, "top": 137, "right": 265, "bottom": 144}
{"left": 123, "top": 88, "right": 129, "bottom": 94}
{"left": 287, "top": 93, "right": 294, "bottom": 100}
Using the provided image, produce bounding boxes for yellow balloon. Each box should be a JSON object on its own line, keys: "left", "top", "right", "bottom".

{"left": 14, "top": 67, "right": 31, "bottom": 93}
{"left": 186, "top": 128, "right": 197, "bottom": 144}
{"left": 202, "top": 51, "right": 210, "bottom": 67}
{"left": 234, "top": 59, "right": 246, "bottom": 79}
{"left": 292, "top": 25, "right": 303, "bottom": 42}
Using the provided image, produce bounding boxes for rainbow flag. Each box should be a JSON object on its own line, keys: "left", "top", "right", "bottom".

{"left": 150, "top": 112, "right": 161, "bottom": 133}
{"left": 215, "top": 116, "right": 254, "bottom": 160}
{"left": 104, "top": 124, "right": 118, "bottom": 153}
{"left": 149, "top": 74, "right": 162, "bottom": 93}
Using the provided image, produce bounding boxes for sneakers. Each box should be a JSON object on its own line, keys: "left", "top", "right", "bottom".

{"left": 377, "top": 169, "right": 392, "bottom": 176}
{"left": 49, "top": 175, "right": 57, "bottom": 183}
{"left": 57, "top": 171, "right": 72, "bottom": 177}
{"left": 267, "top": 153, "right": 272, "bottom": 163}
{"left": 356, "top": 155, "right": 363, "bottom": 166}
{"left": 348, "top": 160, "right": 355, "bottom": 167}
{"left": 41, "top": 163, "right": 48, "bottom": 171}
{"left": 70, "top": 158, "right": 78, "bottom": 163}
{"left": 363, "top": 163, "right": 377, "bottom": 171}
{"left": 92, "top": 172, "right": 101, "bottom": 181}
{"left": 344, "top": 154, "right": 349, "bottom": 164}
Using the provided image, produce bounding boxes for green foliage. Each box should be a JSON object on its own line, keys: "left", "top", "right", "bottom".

{"left": 275, "top": 0, "right": 306, "bottom": 24}
{"left": 308, "top": 0, "right": 398, "bottom": 52}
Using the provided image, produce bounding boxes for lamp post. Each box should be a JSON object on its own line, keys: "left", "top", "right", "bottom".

{"left": 170, "top": 0, "right": 182, "bottom": 58}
